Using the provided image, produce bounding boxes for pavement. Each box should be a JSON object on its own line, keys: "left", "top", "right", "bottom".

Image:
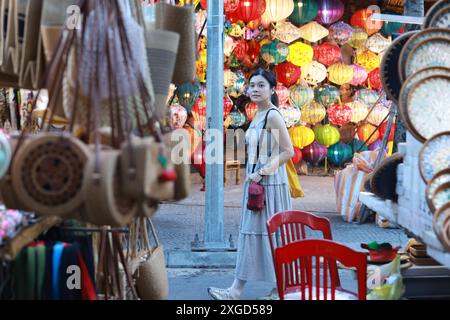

{"left": 152, "top": 173, "right": 410, "bottom": 300}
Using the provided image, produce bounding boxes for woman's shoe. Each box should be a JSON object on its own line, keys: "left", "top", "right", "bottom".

{"left": 257, "top": 289, "right": 279, "bottom": 300}
{"left": 207, "top": 287, "right": 238, "bottom": 300}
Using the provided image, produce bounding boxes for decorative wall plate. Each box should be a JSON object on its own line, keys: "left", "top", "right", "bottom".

{"left": 398, "top": 29, "right": 450, "bottom": 83}
{"left": 0, "top": 132, "right": 11, "bottom": 179}
{"left": 430, "top": 182, "right": 450, "bottom": 213}
{"left": 420, "top": 132, "right": 450, "bottom": 183}
{"left": 430, "top": 6, "right": 450, "bottom": 29}
{"left": 404, "top": 37, "right": 450, "bottom": 81}
{"left": 380, "top": 31, "right": 417, "bottom": 104}
{"left": 423, "top": 0, "right": 450, "bottom": 29}
{"left": 405, "top": 75, "right": 450, "bottom": 142}
{"left": 426, "top": 168, "right": 450, "bottom": 212}
{"left": 433, "top": 202, "right": 450, "bottom": 251}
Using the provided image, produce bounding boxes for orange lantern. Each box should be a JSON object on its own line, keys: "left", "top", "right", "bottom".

{"left": 368, "top": 68, "right": 382, "bottom": 90}
{"left": 350, "top": 8, "right": 383, "bottom": 36}
{"left": 357, "top": 123, "right": 379, "bottom": 145}
{"left": 328, "top": 63, "right": 354, "bottom": 85}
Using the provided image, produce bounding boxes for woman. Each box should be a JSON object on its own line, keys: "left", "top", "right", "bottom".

{"left": 340, "top": 83, "right": 356, "bottom": 104}
{"left": 207, "top": 69, "right": 294, "bottom": 300}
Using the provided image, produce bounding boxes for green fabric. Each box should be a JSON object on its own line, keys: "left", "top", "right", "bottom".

{"left": 36, "top": 245, "right": 46, "bottom": 300}
{"left": 14, "top": 250, "right": 27, "bottom": 300}
{"left": 25, "top": 247, "right": 36, "bottom": 300}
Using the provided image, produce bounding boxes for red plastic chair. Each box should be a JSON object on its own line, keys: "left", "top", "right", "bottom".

{"left": 266, "top": 210, "right": 340, "bottom": 287}
{"left": 274, "top": 239, "right": 367, "bottom": 300}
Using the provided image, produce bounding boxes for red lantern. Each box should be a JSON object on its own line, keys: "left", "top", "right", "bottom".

{"left": 275, "top": 62, "right": 301, "bottom": 87}
{"left": 379, "top": 121, "right": 396, "bottom": 141}
{"left": 313, "top": 42, "right": 341, "bottom": 67}
{"left": 247, "top": 39, "right": 261, "bottom": 60}
{"left": 200, "top": 0, "right": 207, "bottom": 9}
{"left": 368, "top": 68, "right": 382, "bottom": 90}
{"left": 292, "top": 147, "right": 303, "bottom": 165}
{"left": 224, "top": 95, "right": 233, "bottom": 118}
{"left": 245, "top": 102, "right": 258, "bottom": 121}
{"left": 233, "top": 40, "right": 249, "bottom": 60}
{"left": 226, "top": 10, "right": 241, "bottom": 23}
{"left": 225, "top": 0, "right": 240, "bottom": 14}
{"left": 235, "top": 0, "right": 266, "bottom": 23}
{"left": 327, "top": 103, "right": 352, "bottom": 126}
{"left": 350, "top": 8, "right": 383, "bottom": 35}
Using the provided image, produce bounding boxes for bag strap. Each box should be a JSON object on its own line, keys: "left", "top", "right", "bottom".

{"left": 251, "top": 108, "right": 277, "bottom": 174}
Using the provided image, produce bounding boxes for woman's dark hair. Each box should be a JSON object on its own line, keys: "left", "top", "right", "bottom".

{"left": 249, "top": 68, "right": 279, "bottom": 107}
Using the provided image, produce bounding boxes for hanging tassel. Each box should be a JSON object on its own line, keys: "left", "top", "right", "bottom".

{"left": 324, "top": 156, "right": 328, "bottom": 176}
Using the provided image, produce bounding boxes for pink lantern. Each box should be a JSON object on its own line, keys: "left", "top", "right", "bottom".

{"left": 350, "top": 64, "right": 368, "bottom": 86}
{"left": 313, "top": 42, "right": 341, "bottom": 67}
{"left": 316, "top": 0, "right": 344, "bottom": 25}
{"left": 276, "top": 84, "right": 290, "bottom": 105}
{"left": 170, "top": 104, "right": 188, "bottom": 129}
{"left": 327, "top": 103, "right": 352, "bottom": 126}
{"left": 368, "top": 68, "right": 382, "bottom": 90}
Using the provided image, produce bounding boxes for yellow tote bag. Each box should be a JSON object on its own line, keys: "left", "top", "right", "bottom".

{"left": 286, "top": 159, "right": 304, "bottom": 198}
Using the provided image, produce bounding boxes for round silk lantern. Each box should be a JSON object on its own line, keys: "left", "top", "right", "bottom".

{"left": 328, "top": 21, "right": 353, "bottom": 45}
{"left": 355, "top": 89, "right": 379, "bottom": 106}
{"left": 289, "top": 0, "right": 319, "bottom": 26}
{"left": 229, "top": 22, "right": 245, "bottom": 38}
{"left": 200, "top": 0, "right": 207, "bottom": 9}
{"left": 223, "top": 95, "right": 234, "bottom": 118}
{"left": 351, "top": 138, "right": 369, "bottom": 153}
{"left": 247, "top": 39, "right": 261, "bottom": 60}
{"left": 328, "top": 142, "right": 353, "bottom": 166}
{"left": 289, "top": 85, "right": 314, "bottom": 108}
{"left": 367, "top": 104, "right": 389, "bottom": 126}
{"left": 301, "top": 61, "right": 327, "bottom": 85}
{"left": 176, "top": 81, "right": 201, "bottom": 112}
{"left": 289, "top": 125, "right": 315, "bottom": 149}
{"left": 349, "top": 101, "right": 369, "bottom": 123}
{"left": 245, "top": 102, "right": 258, "bottom": 121}
{"left": 357, "top": 123, "right": 379, "bottom": 145}
{"left": 368, "top": 68, "right": 381, "bottom": 90}
{"left": 272, "top": 21, "right": 302, "bottom": 44}
{"left": 379, "top": 121, "right": 395, "bottom": 142}
{"left": 228, "top": 109, "right": 247, "bottom": 128}
{"left": 261, "top": 40, "right": 290, "bottom": 65}
{"left": 327, "top": 103, "right": 352, "bottom": 126}
{"left": 366, "top": 33, "right": 391, "bottom": 54}
{"left": 339, "top": 123, "right": 357, "bottom": 144}
{"left": 233, "top": 40, "right": 249, "bottom": 60}
{"left": 264, "top": 0, "right": 295, "bottom": 23}
{"left": 350, "top": 8, "right": 383, "bottom": 35}
{"left": 292, "top": 147, "right": 303, "bottom": 165}
{"left": 316, "top": 0, "right": 344, "bottom": 25}
{"left": 298, "top": 21, "right": 329, "bottom": 43}
{"left": 225, "top": 0, "right": 241, "bottom": 14}
{"left": 313, "top": 42, "right": 341, "bottom": 67}
{"left": 233, "top": 76, "right": 246, "bottom": 95}
{"left": 224, "top": 36, "right": 236, "bottom": 57}
{"left": 276, "top": 84, "right": 290, "bottom": 104}
{"left": 192, "top": 95, "right": 207, "bottom": 131}
{"left": 224, "top": 69, "right": 236, "bottom": 89}
{"left": 301, "top": 102, "right": 326, "bottom": 124}
{"left": 287, "top": 42, "right": 314, "bottom": 67}
{"left": 314, "top": 84, "right": 340, "bottom": 107}
{"left": 280, "top": 104, "right": 301, "bottom": 127}
{"left": 314, "top": 124, "right": 340, "bottom": 147}
{"left": 328, "top": 63, "right": 354, "bottom": 85}
{"left": 170, "top": 104, "right": 188, "bottom": 129}
{"left": 235, "top": 0, "right": 266, "bottom": 23}
{"left": 350, "top": 64, "right": 368, "bottom": 86}
{"left": 302, "top": 142, "right": 328, "bottom": 165}
{"left": 275, "top": 61, "right": 301, "bottom": 86}
{"left": 348, "top": 27, "right": 368, "bottom": 49}
{"left": 355, "top": 50, "right": 379, "bottom": 72}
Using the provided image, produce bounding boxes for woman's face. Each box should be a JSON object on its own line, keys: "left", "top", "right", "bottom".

{"left": 340, "top": 84, "right": 352, "bottom": 99}
{"left": 248, "top": 75, "right": 273, "bottom": 104}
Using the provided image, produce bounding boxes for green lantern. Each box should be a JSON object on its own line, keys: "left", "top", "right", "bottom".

{"left": 289, "top": 0, "right": 319, "bottom": 26}
{"left": 314, "top": 84, "right": 340, "bottom": 107}
{"left": 381, "top": 11, "right": 403, "bottom": 35}
{"left": 176, "top": 81, "right": 201, "bottom": 113}
{"left": 260, "top": 40, "right": 290, "bottom": 65}
{"left": 289, "top": 85, "right": 314, "bottom": 108}
{"left": 351, "top": 138, "right": 369, "bottom": 154}
{"left": 228, "top": 109, "right": 247, "bottom": 129}
{"left": 328, "top": 142, "right": 353, "bottom": 166}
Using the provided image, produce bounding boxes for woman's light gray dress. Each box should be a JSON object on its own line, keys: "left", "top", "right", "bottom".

{"left": 235, "top": 108, "right": 292, "bottom": 283}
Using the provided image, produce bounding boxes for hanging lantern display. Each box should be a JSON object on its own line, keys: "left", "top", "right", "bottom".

{"left": 228, "top": 109, "right": 247, "bottom": 128}
{"left": 225, "top": 0, "right": 241, "bottom": 14}
{"left": 170, "top": 104, "right": 188, "bottom": 129}
{"left": 289, "top": 125, "right": 315, "bottom": 149}
{"left": 350, "top": 64, "right": 368, "bottom": 86}
{"left": 233, "top": 40, "right": 249, "bottom": 60}
{"left": 367, "top": 104, "right": 389, "bottom": 126}
{"left": 196, "top": 10, "right": 208, "bottom": 37}
{"left": 355, "top": 89, "right": 379, "bottom": 106}
{"left": 355, "top": 50, "right": 379, "bottom": 72}
{"left": 291, "top": 147, "right": 303, "bottom": 165}
{"left": 289, "top": 85, "right": 314, "bottom": 108}
{"left": 301, "top": 101, "right": 326, "bottom": 124}
{"left": 245, "top": 102, "right": 258, "bottom": 121}
{"left": 348, "top": 27, "right": 368, "bottom": 49}
{"left": 328, "top": 63, "right": 354, "bottom": 85}
{"left": 380, "top": 11, "right": 403, "bottom": 36}
{"left": 314, "top": 84, "right": 340, "bottom": 106}
{"left": 316, "top": 0, "right": 344, "bottom": 25}
{"left": 315, "top": 124, "right": 340, "bottom": 147}
{"left": 328, "top": 142, "right": 353, "bottom": 166}
{"left": 349, "top": 101, "right": 369, "bottom": 123}
{"left": 366, "top": 33, "right": 391, "bottom": 54}
{"left": 276, "top": 84, "right": 290, "bottom": 104}
{"left": 350, "top": 8, "right": 383, "bottom": 35}
{"left": 302, "top": 142, "right": 328, "bottom": 165}
{"left": 379, "top": 121, "right": 396, "bottom": 142}
{"left": 224, "top": 69, "right": 237, "bottom": 89}
{"left": 196, "top": 50, "right": 207, "bottom": 83}
{"left": 339, "top": 123, "right": 356, "bottom": 144}
{"left": 247, "top": 17, "right": 262, "bottom": 30}
{"left": 280, "top": 104, "right": 301, "bottom": 127}
{"left": 263, "top": 0, "right": 295, "bottom": 23}
{"left": 368, "top": 68, "right": 382, "bottom": 90}
{"left": 275, "top": 61, "right": 301, "bottom": 86}
{"left": 235, "top": 0, "right": 266, "bottom": 23}
{"left": 261, "top": 40, "right": 290, "bottom": 65}
{"left": 301, "top": 61, "right": 327, "bottom": 85}
{"left": 231, "top": 76, "right": 246, "bottom": 97}
{"left": 228, "top": 22, "right": 245, "bottom": 38}
{"left": 357, "top": 123, "right": 380, "bottom": 145}
{"left": 223, "top": 95, "right": 234, "bottom": 118}
{"left": 287, "top": 41, "right": 314, "bottom": 67}
{"left": 314, "top": 42, "right": 341, "bottom": 67}
{"left": 272, "top": 21, "right": 302, "bottom": 43}
{"left": 176, "top": 81, "right": 201, "bottom": 113}
{"left": 289, "top": 0, "right": 319, "bottom": 26}
{"left": 298, "top": 21, "right": 329, "bottom": 43}
{"left": 351, "top": 138, "right": 369, "bottom": 154}
{"left": 327, "top": 103, "right": 352, "bottom": 126}
{"left": 224, "top": 36, "right": 236, "bottom": 57}
{"left": 328, "top": 21, "right": 353, "bottom": 45}
{"left": 247, "top": 39, "right": 261, "bottom": 60}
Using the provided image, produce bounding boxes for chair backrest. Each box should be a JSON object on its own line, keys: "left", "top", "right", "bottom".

{"left": 266, "top": 210, "right": 340, "bottom": 287}
{"left": 275, "top": 239, "right": 367, "bottom": 300}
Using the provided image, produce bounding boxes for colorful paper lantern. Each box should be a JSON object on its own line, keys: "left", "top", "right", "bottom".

{"left": 235, "top": 0, "right": 266, "bottom": 23}
{"left": 367, "top": 104, "right": 389, "bottom": 126}
{"left": 368, "top": 68, "right": 382, "bottom": 90}
{"left": 328, "top": 63, "right": 354, "bottom": 85}
{"left": 351, "top": 138, "right": 368, "bottom": 154}
{"left": 328, "top": 142, "right": 353, "bottom": 166}
{"left": 224, "top": 36, "right": 236, "bottom": 57}
{"left": 301, "top": 101, "right": 326, "bottom": 124}
{"left": 298, "top": 21, "right": 329, "bottom": 43}
{"left": 289, "top": 85, "right": 314, "bottom": 108}
{"left": 289, "top": 125, "right": 315, "bottom": 149}
{"left": 379, "top": 121, "right": 395, "bottom": 142}
{"left": 223, "top": 95, "right": 234, "bottom": 118}
{"left": 289, "top": 0, "right": 319, "bottom": 26}
{"left": 357, "top": 123, "right": 379, "bottom": 145}
{"left": 348, "top": 27, "right": 368, "bottom": 49}
{"left": 229, "top": 22, "right": 245, "bottom": 38}
{"left": 291, "top": 147, "right": 303, "bottom": 165}
{"left": 280, "top": 104, "right": 301, "bottom": 127}
{"left": 196, "top": 50, "right": 207, "bottom": 83}
{"left": 355, "top": 50, "right": 379, "bottom": 72}
{"left": 276, "top": 84, "right": 290, "bottom": 104}
{"left": 176, "top": 81, "right": 201, "bottom": 113}
{"left": 327, "top": 103, "right": 352, "bottom": 126}
{"left": 287, "top": 41, "right": 314, "bottom": 67}
{"left": 225, "top": 0, "right": 241, "bottom": 14}
{"left": 247, "top": 39, "right": 261, "bottom": 60}
{"left": 272, "top": 21, "right": 302, "bottom": 43}
{"left": 339, "top": 123, "right": 357, "bottom": 144}
{"left": 226, "top": 10, "right": 242, "bottom": 24}
{"left": 366, "top": 33, "right": 391, "bottom": 54}
{"left": 349, "top": 101, "right": 369, "bottom": 123}
{"left": 313, "top": 42, "right": 341, "bottom": 67}
{"left": 191, "top": 95, "right": 207, "bottom": 131}
{"left": 275, "top": 61, "right": 301, "bottom": 86}
{"left": 355, "top": 89, "right": 379, "bottom": 106}
{"left": 350, "top": 64, "right": 368, "bottom": 86}
{"left": 263, "top": 0, "right": 295, "bottom": 23}
{"left": 350, "top": 8, "right": 383, "bottom": 35}
{"left": 316, "top": 0, "right": 344, "bottom": 25}
{"left": 228, "top": 109, "right": 247, "bottom": 128}
{"left": 245, "top": 102, "right": 258, "bottom": 121}
{"left": 328, "top": 21, "right": 353, "bottom": 45}
{"left": 224, "top": 69, "right": 237, "bottom": 89}
{"left": 261, "top": 40, "right": 290, "bottom": 65}
{"left": 233, "top": 40, "right": 249, "bottom": 60}
{"left": 314, "top": 84, "right": 340, "bottom": 106}
{"left": 170, "top": 104, "right": 188, "bottom": 129}
{"left": 314, "top": 124, "right": 340, "bottom": 147}
{"left": 301, "top": 61, "right": 327, "bottom": 85}
{"left": 302, "top": 141, "right": 328, "bottom": 165}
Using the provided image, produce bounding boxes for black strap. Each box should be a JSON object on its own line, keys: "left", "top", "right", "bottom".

{"left": 251, "top": 108, "right": 277, "bottom": 174}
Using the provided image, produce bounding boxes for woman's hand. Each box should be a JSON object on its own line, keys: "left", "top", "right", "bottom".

{"left": 248, "top": 172, "right": 263, "bottom": 183}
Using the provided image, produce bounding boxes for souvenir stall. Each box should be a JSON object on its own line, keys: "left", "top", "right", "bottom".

{"left": 0, "top": 0, "right": 197, "bottom": 300}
